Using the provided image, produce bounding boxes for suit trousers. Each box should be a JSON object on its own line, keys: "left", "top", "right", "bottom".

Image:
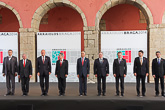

{"left": 136, "top": 75, "right": 146, "bottom": 95}
{"left": 21, "top": 76, "right": 30, "bottom": 94}
{"left": 58, "top": 77, "right": 66, "bottom": 94}
{"left": 40, "top": 73, "right": 49, "bottom": 94}
{"left": 154, "top": 76, "right": 164, "bottom": 95}
{"left": 79, "top": 75, "right": 87, "bottom": 95}
{"left": 97, "top": 75, "right": 106, "bottom": 94}
{"left": 6, "top": 72, "right": 15, "bottom": 94}
{"left": 115, "top": 75, "right": 124, "bottom": 94}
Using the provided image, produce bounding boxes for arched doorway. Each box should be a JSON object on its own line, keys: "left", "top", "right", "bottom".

{"left": 95, "top": 0, "right": 153, "bottom": 82}
{"left": 31, "top": 0, "right": 87, "bottom": 82}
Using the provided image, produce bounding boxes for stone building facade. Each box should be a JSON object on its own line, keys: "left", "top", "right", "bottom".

{"left": 0, "top": 0, "right": 165, "bottom": 82}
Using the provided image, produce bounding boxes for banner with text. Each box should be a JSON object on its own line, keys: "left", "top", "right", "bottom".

{"left": 101, "top": 30, "right": 148, "bottom": 82}
{"left": 37, "top": 32, "right": 81, "bottom": 82}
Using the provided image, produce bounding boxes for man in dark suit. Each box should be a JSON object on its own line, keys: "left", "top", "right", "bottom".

{"left": 133, "top": 50, "right": 149, "bottom": 97}
{"left": 152, "top": 51, "right": 165, "bottom": 97}
{"left": 2, "top": 49, "right": 17, "bottom": 96}
{"left": 77, "top": 51, "right": 90, "bottom": 96}
{"left": 37, "top": 50, "right": 51, "bottom": 96}
{"left": 113, "top": 52, "right": 127, "bottom": 97}
{"left": 18, "top": 54, "right": 32, "bottom": 96}
{"left": 55, "top": 53, "right": 68, "bottom": 96}
{"left": 94, "top": 52, "right": 109, "bottom": 96}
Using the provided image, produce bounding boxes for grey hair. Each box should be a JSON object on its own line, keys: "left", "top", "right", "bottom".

{"left": 22, "top": 53, "right": 26, "bottom": 56}
{"left": 59, "top": 52, "right": 64, "bottom": 57}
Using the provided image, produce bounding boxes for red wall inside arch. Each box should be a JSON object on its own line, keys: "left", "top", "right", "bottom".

{"left": 0, "top": 8, "right": 19, "bottom": 32}
{"left": 39, "top": 6, "right": 84, "bottom": 51}
{"left": 102, "top": 4, "right": 147, "bottom": 31}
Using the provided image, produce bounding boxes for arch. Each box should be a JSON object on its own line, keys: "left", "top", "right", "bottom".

{"left": 95, "top": 0, "right": 154, "bottom": 30}
{"left": 162, "top": 11, "right": 165, "bottom": 24}
{"left": 0, "top": 1, "right": 23, "bottom": 28}
{"left": 31, "top": 0, "right": 87, "bottom": 32}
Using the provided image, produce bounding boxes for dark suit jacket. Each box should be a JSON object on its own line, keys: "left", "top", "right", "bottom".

{"left": 55, "top": 59, "right": 68, "bottom": 79}
{"left": 18, "top": 59, "right": 32, "bottom": 77}
{"left": 113, "top": 58, "right": 127, "bottom": 77}
{"left": 2, "top": 56, "right": 17, "bottom": 75}
{"left": 37, "top": 56, "right": 51, "bottom": 75}
{"left": 152, "top": 58, "right": 165, "bottom": 77}
{"left": 94, "top": 58, "right": 109, "bottom": 77}
{"left": 77, "top": 57, "right": 90, "bottom": 77}
{"left": 133, "top": 57, "right": 149, "bottom": 76}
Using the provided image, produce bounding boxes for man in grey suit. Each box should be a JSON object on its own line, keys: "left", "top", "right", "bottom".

{"left": 18, "top": 54, "right": 32, "bottom": 96}
{"left": 2, "top": 49, "right": 17, "bottom": 96}
{"left": 113, "top": 52, "right": 127, "bottom": 97}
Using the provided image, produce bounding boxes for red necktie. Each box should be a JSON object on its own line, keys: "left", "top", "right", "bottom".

{"left": 43, "top": 56, "right": 44, "bottom": 64}
{"left": 82, "top": 58, "right": 84, "bottom": 66}
{"left": 60, "top": 60, "right": 62, "bottom": 67}
{"left": 23, "top": 60, "right": 25, "bottom": 67}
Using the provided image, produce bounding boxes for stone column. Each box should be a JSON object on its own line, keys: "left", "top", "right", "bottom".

{"left": 84, "top": 26, "right": 99, "bottom": 83}
{"left": 149, "top": 24, "right": 165, "bottom": 83}
{"left": 19, "top": 28, "right": 36, "bottom": 82}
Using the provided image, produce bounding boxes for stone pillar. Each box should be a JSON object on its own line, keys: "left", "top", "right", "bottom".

{"left": 149, "top": 24, "right": 165, "bottom": 83}
{"left": 84, "top": 26, "right": 99, "bottom": 83}
{"left": 19, "top": 28, "right": 36, "bottom": 82}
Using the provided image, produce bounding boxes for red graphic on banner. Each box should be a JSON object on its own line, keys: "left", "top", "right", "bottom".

{"left": 0, "top": 51, "right": 3, "bottom": 63}
{"left": 123, "top": 51, "right": 131, "bottom": 63}
{"left": 58, "top": 51, "right": 66, "bottom": 60}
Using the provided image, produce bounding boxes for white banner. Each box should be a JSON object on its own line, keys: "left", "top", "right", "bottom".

{"left": 101, "top": 30, "right": 148, "bottom": 82}
{"left": 37, "top": 32, "right": 81, "bottom": 82}
{"left": 0, "top": 32, "right": 18, "bottom": 82}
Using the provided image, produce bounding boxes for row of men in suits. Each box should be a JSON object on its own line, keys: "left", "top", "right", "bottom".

{"left": 2, "top": 49, "right": 165, "bottom": 97}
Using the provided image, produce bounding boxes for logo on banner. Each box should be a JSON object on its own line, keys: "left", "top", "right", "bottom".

{"left": 117, "top": 48, "right": 131, "bottom": 63}
{"left": 52, "top": 49, "right": 66, "bottom": 64}
{"left": 0, "top": 49, "right": 3, "bottom": 64}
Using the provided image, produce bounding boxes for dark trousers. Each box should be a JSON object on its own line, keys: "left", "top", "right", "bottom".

{"left": 79, "top": 75, "right": 87, "bottom": 95}
{"left": 58, "top": 77, "right": 66, "bottom": 95}
{"left": 6, "top": 72, "right": 15, "bottom": 94}
{"left": 115, "top": 76, "right": 124, "bottom": 95}
{"left": 97, "top": 75, "right": 106, "bottom": 94}
{"left": 40, "top": 74, "right": 49, "bottom": 94}
{"left": 136, "top": 75, "right": 146, "bottom": 95}
{"left": 21, "top": 76, "right": 30, "bottom": 94}
{"left": 154, "top": 76, "right": 164, "bottom": 95}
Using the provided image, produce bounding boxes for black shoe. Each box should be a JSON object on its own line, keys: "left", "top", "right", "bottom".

{"left": 137, "top": 94, "right": 140, "bottom": 97}
{"left": 102, "top": 93, "right": 106, "bottom": 96}
{"left": 4, "top": 92, "right": 11, "bottom": 96}
{"left": 97, "top": 93, "right": 101, "bottom": 96}
{"left": 142, "top": 94, "right": 145, "bottom": 97}
{"left": 11, "top": 93, "right": 14, "bottom": 96}
{"left": 121, "top": 94, "right": 124, "bottom": 97}
{"left": 84, "top": 93, "right": 87, "bottom": 96}
{"left": 115, "top": 94, "right": 119, "bottom": 96}
{"left": 155, "top": 94, "right": 159, "bottom": 97}
{"left": 41, "top": 93, "right": 45, "bottom": 96}
{"left": 44, "top": 93, "right": 48, "bottom": 96}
